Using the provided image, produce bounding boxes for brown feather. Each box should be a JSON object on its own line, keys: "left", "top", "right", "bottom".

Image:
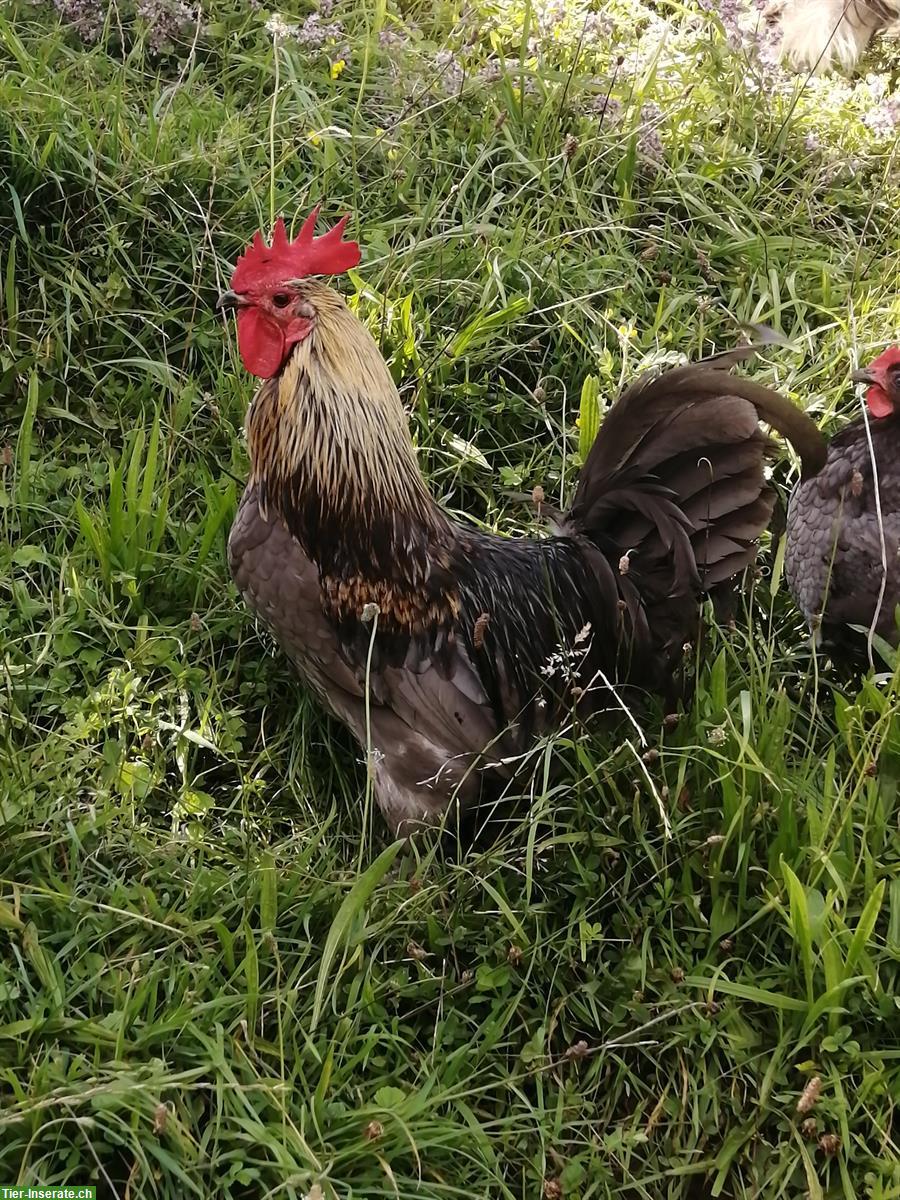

{"left": 229, "top": 282, "right": 826, "bottom": 835}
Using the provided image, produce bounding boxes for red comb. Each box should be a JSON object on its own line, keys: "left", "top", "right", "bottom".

{"left": 869, "top": 345, "right": 900, "bottom": 370}
{"left": 230, "top": 206, "right": 361, "bottom": 292}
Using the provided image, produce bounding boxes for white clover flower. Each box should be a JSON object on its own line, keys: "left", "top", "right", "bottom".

{"left": 265, "top": 12, "right": 299, "bottom": 41}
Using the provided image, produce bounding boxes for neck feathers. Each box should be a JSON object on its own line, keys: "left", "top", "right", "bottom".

{"left": 245, "top": 286, "right": 457, "bottom": 629}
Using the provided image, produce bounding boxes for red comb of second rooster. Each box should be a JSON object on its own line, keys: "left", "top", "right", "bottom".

{"left": 230, "top": 206, "right": 361, "bottom": 292}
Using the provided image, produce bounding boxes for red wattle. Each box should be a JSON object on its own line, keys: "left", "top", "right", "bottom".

{"left": 237, "top": 307, "right": 286, "bottom": 378}
{"left": 866, "top": 385, "right": 893, "bottom": 419}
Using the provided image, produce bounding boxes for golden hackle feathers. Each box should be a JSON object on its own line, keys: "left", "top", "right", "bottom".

{"left": 246, "top": 280, "right": 431, "bottom": 518}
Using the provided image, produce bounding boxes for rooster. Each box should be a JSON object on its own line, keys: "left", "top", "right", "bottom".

{"left": 219, "top": 209, "right": 826, "bottom": 835}
{"left": 785, "top": 347, "right": 900, "bottom": 648}
{"left": 771, "top": 0, "right": 899, "bottom": 73}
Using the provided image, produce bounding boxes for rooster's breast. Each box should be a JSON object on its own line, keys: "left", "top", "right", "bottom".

{"left": 228, "top": 485, "right": 365, "bottom": 713}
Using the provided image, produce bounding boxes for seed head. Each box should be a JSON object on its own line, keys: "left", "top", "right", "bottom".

{"left": 473, "top": 611, "right": 490, "bottom": 650}
{"left": 797, "top": 1075, "right": 822, "bottom": 1115}
{"left": 818, "top": 1132, "right": 841, "bottom": 1156}
{"left": 565, "top": 1039, "right": 590, "bottom": 1061}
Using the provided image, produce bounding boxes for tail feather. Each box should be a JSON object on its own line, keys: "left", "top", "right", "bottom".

{"left": 690, "top": 494, "right": 775, "bottom": 548}
{"left": 563, "top": 351, "right": 825, "bottom": 664}
{"left": 658, "top": 439, "right": 765, "bottom": 503}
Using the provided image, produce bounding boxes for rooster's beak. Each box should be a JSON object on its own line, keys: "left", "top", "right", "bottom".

{"left": 851, "top": 367, "right": 876, "bottom": 386}
{"left": 216, "top": 290, "right": 244, "bottom": 313}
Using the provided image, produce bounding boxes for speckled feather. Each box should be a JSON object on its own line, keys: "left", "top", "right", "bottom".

{"left": 785, "top": 413, "right": 900, "bottom": 646}
{"left": 228, "top": 282, "right": 825, "bottom": 833}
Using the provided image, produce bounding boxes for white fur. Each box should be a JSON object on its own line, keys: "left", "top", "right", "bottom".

{"left": 772, "top": 0, "right": 898, "bottom": 72}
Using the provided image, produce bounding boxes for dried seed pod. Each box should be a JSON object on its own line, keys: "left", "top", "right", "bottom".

{"left": 473, "top": 612, "right": 490, "bottom": 649}
{"left": 564, "top": 1040, "right": 590, "bottom": 1062}
{"left": 818, "top": 1132, "right": 841, "bottom": 1156}
{"left": 796, "top": 1075, "right": 822, "bottom": 1115}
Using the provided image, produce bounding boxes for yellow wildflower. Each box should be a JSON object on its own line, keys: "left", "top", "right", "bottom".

{"left": 330, "top": 59, "right": 346, "bottom": 79}
{"left": 307, "top": 130, "right": 322, "bottom": 147}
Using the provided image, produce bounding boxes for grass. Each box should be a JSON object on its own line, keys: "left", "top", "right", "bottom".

{"left": 1, "top": 0, "right": 900, "bottom": 1195}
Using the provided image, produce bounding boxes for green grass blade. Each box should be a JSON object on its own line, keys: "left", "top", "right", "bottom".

{"left": 311, "top": 840, "right": 403, "bottom": 1032}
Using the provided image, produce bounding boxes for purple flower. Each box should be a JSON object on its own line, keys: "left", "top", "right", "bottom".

{"left": 864, "top": 97, "right": 900, "bottom": 138}
{"left": 590, "top": 93, "right": 622, "bottom": 125}
{"left": 699, "top": 0, "right": 746, "bottom": 50}
{"left": 579, "top": 11, "right": 613, "bottom": 41}
{"left": 638, "top": 102, "right": 665, "bottom": 167}
{"left": 136, "top": 0, "right": 198, "bottom": 53}
{"left": 434, "top": 48, "right": 465, "bottom": 95}
{"left": 378, "top": 28, "right": 405, "bottom": 48}
{"left": 54, "top": 0, "right": 105, "bottom": 43}
{"left": 296, "top": 11, "right": 344, "bottom": 49}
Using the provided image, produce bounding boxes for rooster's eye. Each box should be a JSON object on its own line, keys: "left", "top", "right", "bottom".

{"left": 272, "top": 292, "right": 292, "bottom": 309}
